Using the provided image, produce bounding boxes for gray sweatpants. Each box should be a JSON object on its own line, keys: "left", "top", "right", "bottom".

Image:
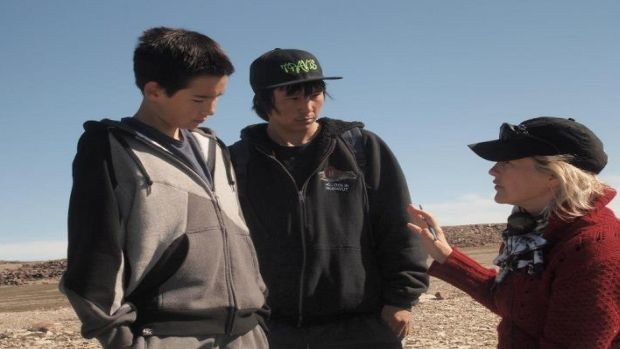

{"left": 130, "top": 324, "right": 268, "bottom": 349}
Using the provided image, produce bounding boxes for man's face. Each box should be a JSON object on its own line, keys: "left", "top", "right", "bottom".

{"left": 268, "top": 86, "right": 325, "bottom": 135}
{"left": 154, "top": 75, "right": 228, "bottom": 131}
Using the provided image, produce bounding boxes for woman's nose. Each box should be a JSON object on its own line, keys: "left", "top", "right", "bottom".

{"left": 489, "top": 163, "right": 500, "bottom": 176}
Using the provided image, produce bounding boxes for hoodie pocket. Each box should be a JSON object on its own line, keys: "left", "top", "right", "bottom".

{"left": 225, "top": 229, "right": 267, "bottom": 310}
{"left": 126, "top": 233, "right": 190, "bottom": 309}
{"left": 157, "top": 227, "right": 229, "bottom": 312}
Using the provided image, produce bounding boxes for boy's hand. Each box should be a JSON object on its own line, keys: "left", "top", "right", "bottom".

{"left": 380, "top": 304, "right": 411, "bottom": 339}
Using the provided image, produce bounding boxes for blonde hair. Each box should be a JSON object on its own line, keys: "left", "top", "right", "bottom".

{"left": 533, "top": 155, "right": 608, "bottom": 220}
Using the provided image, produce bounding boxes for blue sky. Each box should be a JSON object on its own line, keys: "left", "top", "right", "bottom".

{"left": 1, "top": 0, "right": 618, "bottom": 261}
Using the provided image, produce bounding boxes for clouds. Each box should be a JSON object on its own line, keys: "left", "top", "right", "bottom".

{"left": 2, "top": 173, "right": 618, "bottom": 262}
{"left": 425, "top": 171, "right": 620, "bottom": 226}
{"left": 0, "top": 241, "right": 66, "bottom": 262}
{"left": 600, "top": 173, "right": 620, "bottom": 213}
{"left": 421, "top": 193, "right": 512, "bottom": 226}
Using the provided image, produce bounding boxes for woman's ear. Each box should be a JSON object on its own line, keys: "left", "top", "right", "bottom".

{"left": 548, "top": 173, "right": 561, "bottom": 189}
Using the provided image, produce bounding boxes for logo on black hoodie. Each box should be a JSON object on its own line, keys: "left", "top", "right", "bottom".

{"left": 318, "top": 165, "right": 357, "bottom": 192}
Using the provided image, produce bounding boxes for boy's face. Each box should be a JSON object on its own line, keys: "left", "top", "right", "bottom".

{"left": 152, "top": 75, "right": 228, "bottom": 132}
{"left": 267, "top": 86, "right": 325, "bottom": 135}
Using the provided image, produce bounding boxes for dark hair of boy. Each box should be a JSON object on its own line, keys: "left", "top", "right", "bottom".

{"left": 133, "top": 27, "right": 234, "bottom": 96}
{"left": 252, "top": 80, "right": 326, "bottom": 121}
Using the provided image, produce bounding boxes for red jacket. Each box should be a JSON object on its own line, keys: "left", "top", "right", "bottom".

{"left": 430, "top": 188, "right": 620, "bottom": 348}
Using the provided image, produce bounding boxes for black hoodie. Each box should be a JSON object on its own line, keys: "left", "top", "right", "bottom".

{"left": 230, "top": 117, "right": 429, "bottom": 326}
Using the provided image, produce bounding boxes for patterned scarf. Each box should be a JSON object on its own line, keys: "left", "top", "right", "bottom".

{"left": 493, "top": 208, "right": 549, "bottom": 283}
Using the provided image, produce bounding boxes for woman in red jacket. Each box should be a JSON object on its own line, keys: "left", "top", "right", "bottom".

{"left": 409, "top": 116, "right": 619, "bottom": 348}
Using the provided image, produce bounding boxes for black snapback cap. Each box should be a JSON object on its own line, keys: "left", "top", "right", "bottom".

{"left": 250, "top": 48, "right": 342, "bottom": 92}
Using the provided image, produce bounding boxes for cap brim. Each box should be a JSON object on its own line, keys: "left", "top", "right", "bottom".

{"left": 468, "top": 138, "right": 559, "bottom": 162}
{"left": 263, "top": 76, "right": 342, "bottom": 89}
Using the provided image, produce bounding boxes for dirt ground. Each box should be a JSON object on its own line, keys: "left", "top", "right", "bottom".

{"left": 0, "top": 246, "right": 501, "bottom": 349}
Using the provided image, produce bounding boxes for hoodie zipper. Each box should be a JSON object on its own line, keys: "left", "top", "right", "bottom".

{"left": 253, "top": 147, "right": 305, "bottom": 324}
{"left": 131, "top": 133, "right": 213, "bottom": 192}
{"left": 129, "top": 132, "right": 239, "bottom": 335}
{"left": 255, "top": 140, "right": 336, "bottom": 327}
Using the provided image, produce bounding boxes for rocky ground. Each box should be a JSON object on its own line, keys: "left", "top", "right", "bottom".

{"left": 0, "top": 223, "right": 504, "bottom": 348}
{"left": 0, "top": 260, "right": 66, "bottom": 287}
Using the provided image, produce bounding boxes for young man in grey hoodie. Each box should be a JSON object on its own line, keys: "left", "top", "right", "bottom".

{"left": 61, "top": 27, "right": 268, "bottom": 349}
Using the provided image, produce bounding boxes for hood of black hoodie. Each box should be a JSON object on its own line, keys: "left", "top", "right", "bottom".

{"left": 238, "top": 117, "right": 364, "bottom": 151}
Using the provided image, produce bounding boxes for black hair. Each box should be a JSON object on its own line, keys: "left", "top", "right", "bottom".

{"left": 252, "top": 80, "right": 326, "bottom": 121}
{"left": 133, "top": 27, "right": 234, "bottom": 96}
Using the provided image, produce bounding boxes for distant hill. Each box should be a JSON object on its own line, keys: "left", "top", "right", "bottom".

{"left": 0, "top": 224, "right": 505, "bottom": 286}
{"left": 442, "top": 223, "right": 504, "bottom": 248}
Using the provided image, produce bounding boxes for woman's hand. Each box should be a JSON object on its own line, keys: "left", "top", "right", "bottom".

{"left": 406, "top": 204, "right": 453, "bottom": 264}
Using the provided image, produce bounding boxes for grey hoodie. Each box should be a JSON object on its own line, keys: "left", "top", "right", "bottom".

{"left": 61, "top": 119, "right": 267, "bottom": 349}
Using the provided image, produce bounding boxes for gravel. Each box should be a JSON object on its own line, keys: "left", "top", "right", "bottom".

{"left": 0, "top": 223, "right": 506, "bottom": 348}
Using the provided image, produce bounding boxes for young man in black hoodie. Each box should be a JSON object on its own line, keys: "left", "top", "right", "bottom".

{"left": 230, "top": 48, "right": 429, "bottom": 349}
{"left": 61, "top": 27, "right": 268, "bottom": 349}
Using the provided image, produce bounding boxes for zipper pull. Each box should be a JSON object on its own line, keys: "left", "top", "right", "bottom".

{"left": 298, "top": 191, "right": 304, "bottom": 203}
{"left": 297, "top": 314, "right": 303, "bottom": 328}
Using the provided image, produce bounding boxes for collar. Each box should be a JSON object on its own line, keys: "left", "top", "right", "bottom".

{"left": 543, "top": 187, "right": 617, "bottom": 243}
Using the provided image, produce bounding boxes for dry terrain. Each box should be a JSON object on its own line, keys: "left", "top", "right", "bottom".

{"left": 0, "top": 224, "right": 504, "bottom": 349}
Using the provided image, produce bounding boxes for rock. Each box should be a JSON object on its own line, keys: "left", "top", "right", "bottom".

{"left": 28, "top": 321, "right": 54, "bottom": 333}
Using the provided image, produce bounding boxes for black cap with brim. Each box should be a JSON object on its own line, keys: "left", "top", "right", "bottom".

{"left": 263, "top": 76, "right": 342, "bottom": 90}
{"left": 467, "top": 117, "right": 608, "bottom": 174}
{"left": 468, "top": 138, "right": 561, "bottom": 162}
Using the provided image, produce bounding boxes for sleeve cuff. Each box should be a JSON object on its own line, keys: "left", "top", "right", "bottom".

{"left": 96, "top": 325, "right": 134, "bottom": 349}
{"left": 428, "top": 247, "right": 497, "bottom": 293}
